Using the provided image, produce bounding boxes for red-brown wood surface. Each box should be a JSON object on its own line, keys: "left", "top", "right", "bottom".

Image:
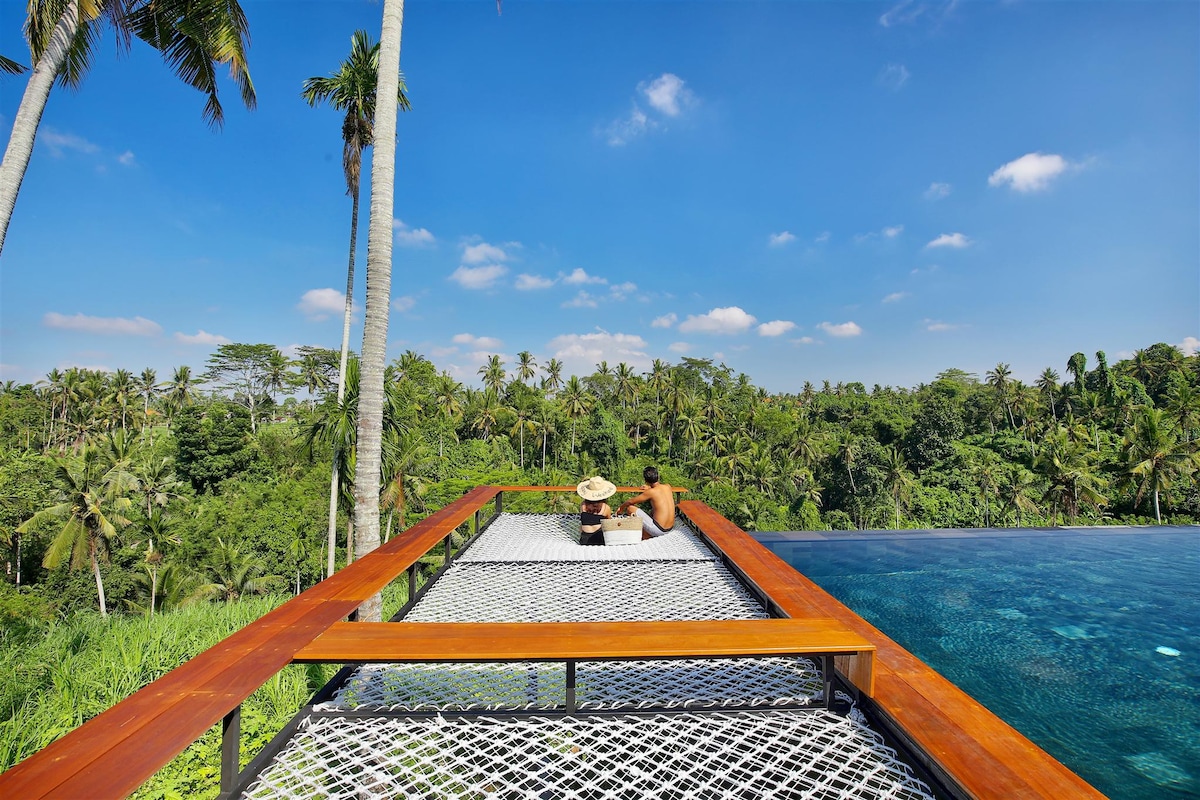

{"left": 0, "top": 486, "right": 502, "bottom": 800}
{"left": 293, "top": 619, "right": 874, "bottom": 662}
{"left": 679, "top": 500, "right": 1106, "bottom": 799}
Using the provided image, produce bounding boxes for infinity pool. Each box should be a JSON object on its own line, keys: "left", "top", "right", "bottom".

{"left": 759, "top": 527, "right": 1200, "bottom": 800}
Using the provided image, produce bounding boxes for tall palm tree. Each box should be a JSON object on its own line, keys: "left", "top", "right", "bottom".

{"left": 1122, "top": 407, "right": 1197, "bottom": 524}
{"left": 510, "top": 403, "right": 536, "bottom": 469}
{"left": 380, "top": 428, "right": 433, "bottom": 540}
{"left": 614, "top": 362, "right": 637, "bottom": 410}
{"left": 18, "top": 446, "right": 136, "bottom": 616}
{"left": 985, "top": 363, "right": 1016, "bottom": 431}
{"left": 432, "top": 373, "right": 463, "bottom": 457}
{"left": 164, "top": 365, "right": 199, "bottom": 421}
{"left": 882, "top": 446, "right": 914, "bottom": 529}
{"left": 999, "top": 466, "right": 1039, "bottom": 528}
{"left": 134, "top": 368, "right": 158, "bottom": 437}
{"left": 479, "top": 355, "right": 506, "bottom": 394}
{"left": 1036, "top": 367, "right": 1060, "bottom": 423}
{"left": 541, "top": 358, "right": 564, "bottom": 395}
{"left": 352, "top": 0, "right": 406, "bottom": 623}
{"left": 559, "top": 376, "right": 591, "bottom": 455}
{"left": 1, "top": 0, "right": 256, "bottom": 254}
{"left": 515, "top": 351, "right": 537, "bottom": 385}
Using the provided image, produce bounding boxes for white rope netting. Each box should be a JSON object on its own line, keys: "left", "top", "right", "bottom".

{"left": 459, "top": 514, "right": 714, "bottom": 563}
{"left": 404, "top": 561, "right": 768, "bottom": 623}
{"left": 320, "top": 657, "right": 825, "bottom": 712}
{"left": 239, "top": 710, "right": 934, "bottom": 800}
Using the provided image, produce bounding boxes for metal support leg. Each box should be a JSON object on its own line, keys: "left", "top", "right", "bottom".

{"left": 821, "top": 655, "right": 834, "bottom": 710}
{"left": 496, "top": 492, "right": 504, "bottom": 515}
{"left": 474, "top": 509, "right": 482, "bottom": 535}
{"left": 566, "top": 661, "right": 577, "bottom": 714}
{"left": 444, "top": 533, "right": 452, "bottom": 561}
{"left": 407, "top": 563, "right": 418, "bottom": 603}
{"left": 220, "top": 704, "right": 241, "bottom": 797}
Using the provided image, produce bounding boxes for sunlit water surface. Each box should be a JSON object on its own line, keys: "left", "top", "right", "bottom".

{"left": 760, "top": 527, "right": 1200, "bottom": 800}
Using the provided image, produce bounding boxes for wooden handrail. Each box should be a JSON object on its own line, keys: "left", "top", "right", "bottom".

{"left": 678, "top": 500, "right": 1105, "bottom": 799}
{"left": 491, "top": 485, "right": 688, "bottom": 493}
{"left": 292, "top": 619, "right": 874, "bottom": 669}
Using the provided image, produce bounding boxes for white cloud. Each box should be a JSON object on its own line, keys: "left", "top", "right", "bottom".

{"left": 882, "top": 292, "right": 909, "bottom": 303}
{"left": 757, "top": 320, "right": 796, "bottom": 337}
{"left": 878, "top": 63, "right": 910, "bottom": 90}
{"left": 297, "top": 288, "right": 348, "bottom": 321}
{"left": 924, "top": 319, "right": 962, "bottom": 332}
{"left": 883, "top": 225, "right": 904, "bottom": 238}
{"left": 452, "top": 333, "right": 503, "bottom": 350}
{"left": 879, "top": 0, "right": 955, "bottom": 28}
{"left": 640, "top": 73, "right": 693, "bottom": 117}
{"left": 988, "top": 152, "right": 1070, "bottom": 193}
{"left": 679, "top": 306, "right": 758, "bottom": 334}
{"left": 1179, "top": 336, "right": 1200, "bottom": 356}
{"left": 926, "top": 232, "right": 971, "bottom": 249}
{"left": 817, "top": 321, "right": 863, "bottom": 338}
{"left": 562, "top": 291, "right": 599, "bottom": 309}
{"left": 117, "top": 151, "right": 136, "bottom": 167}
{"left": 562, "top": 268, "right": 606, "bottom": 285}
{"left": 393, "top": 219, "right": 435, "bottom": 246}
{"left": 462, "top": 242, "right": 509, "bottom": 264}
{"left": 604, "top": 105, "right": 653, "bottom": 147}
{"left": 609, "top": 281, "right": 638, "bottom": 300}
{"left": 924, "top": 182, "right": 951, "bottom": 199}
{"left": 668, "top": 342, "right": 690, "bottom": 353}
{"left": 815, "top": 231, "right": 831, "bottom": 243}
{"left": 792, "top": 336, "right": 817, "bottom": 345}
{"left": 451, "top": 264, "right": 508, "bottom": 289}
{"left": 515, "top": 273, "right": 555, "bottom": 290}
{"left": 40, "top": 129, "right": 100, "bottom": 157}
{"left": 651, "top": 313, "right": 677, "bottom": 329}
{"left": 431, "top": 346, "right": 458, "bottom": 357}
{"left": 768, "top": 231, "right": 796, "bottom": 247}
{"left": 43, "top": 312, "right": 161, "bottom": 336}
{"left": 392, "top": 295, "right": 416, "bottom": 312}
{"left": 549, "top": 331, "right": 650, "bottom": 369}
{"left": 174, "top": 329, "right": 231, "bottom": 345}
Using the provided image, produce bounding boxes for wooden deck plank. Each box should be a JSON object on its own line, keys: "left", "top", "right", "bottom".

{"left": 292, "top": 619, "right": 875, "bottom": 666}
{"left": 678, "top": 499, "right": 1106, "bottom": 800}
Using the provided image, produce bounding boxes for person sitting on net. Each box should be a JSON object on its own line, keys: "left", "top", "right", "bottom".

{"left": 616, "top": 466, "right": 676, "bottom": 539}
{"left": 576, "top": 476, "right": 615, "bottom": 546}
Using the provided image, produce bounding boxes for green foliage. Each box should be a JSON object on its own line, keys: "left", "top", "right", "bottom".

{"left": 172, "top": 403, "right": 253, "bottom": 493}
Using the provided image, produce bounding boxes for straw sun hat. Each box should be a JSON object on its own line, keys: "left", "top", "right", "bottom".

{"left": 576, "top": 476, "right": 616, "bottom": 501}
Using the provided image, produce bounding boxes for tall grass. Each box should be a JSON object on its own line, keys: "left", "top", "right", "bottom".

{"left": 0, "top": 597, "right": 337, "bottom": 798}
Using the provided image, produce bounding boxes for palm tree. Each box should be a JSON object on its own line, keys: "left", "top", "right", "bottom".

{"left": 1036, "top": 367, "right": 1060, "bottom": 423}
{"left": 556, "top": 376, "right": 588, "bottom": 455}
{"left": 164, "top": 365, "right": 199, "bottom": 421}
{"left": 1066, "top": 352, "right": 1088, "bottom": 392}
{"left": 304, "top": 29, "right": 411, "bottom": 427}
{"left": 308, "top": 356, "right": 360, "bottom": 578}
{"left": 1035, "top": 428, "right": 1107, "bottom": 525}
{"left": 18, "top": 447, "right": 136, "bottom": 616}
{"left": 432, "top": 373, "right": 463, "bottom": 457}
{"left": 1, "top": 0, "right": 256, "bottom": 254}
{"left": 985, "top": 363, "right": 1016, "bottom": 431}
{"left": 515, "top": 351, "right": 537, "bottom": 385}
{"left": 351, "top": 0, "right": 406, "bottom": 623}
{"left": 882, "top": 446, "right": 914, "bottom": 529}
{"left": 614, "top": 362, "right": 637, "bottom": 410}
{"left": 108, "top": 369, "right": 135, "bottom": 434}
{"left": 134, "top": 368, "right": 159, "bottom": 436}
{"left": 541, "top": 358, "right": 564, "bottom": 395}
{"left": 200, "top": 537, "right": 274, "bottom": 602}
{"left": 999, "top": 467, "right": 1039, "bottom": 528}
{"left": 510, "top": 403, "right": 536, "bottom": 469}
{"left": 1122, "top": 407, "right": 1197, "bottom": 524}
{"left": 380, "top": 428, "right": 433, "bottom": 540}
{"left": 479, "top": 355, "right": 506, "bottom": 393}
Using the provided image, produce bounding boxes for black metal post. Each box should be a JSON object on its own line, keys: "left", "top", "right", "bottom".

{"left": 496, "top": 491, "right": 504, "bottom": 515}
{"left": 407, "top": 563, "right": 418, "bottom": 603}
{"left": 219, "top": 704, "right": 241, "bottom": 797}
{"left": 565, "top": 661, "right": 577, "bottom": 714}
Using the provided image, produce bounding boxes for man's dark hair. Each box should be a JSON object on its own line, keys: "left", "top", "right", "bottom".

{"left": 644, "top": 466, "right": 660, "bottom": 484}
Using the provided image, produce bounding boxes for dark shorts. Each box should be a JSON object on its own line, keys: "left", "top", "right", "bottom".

{"left": 580, "top": 530, "right": 605, "bottom": 546}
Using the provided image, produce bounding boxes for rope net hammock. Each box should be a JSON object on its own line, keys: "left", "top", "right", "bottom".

{"left": 237, "top": 514, "right": 935, "bottom": 799}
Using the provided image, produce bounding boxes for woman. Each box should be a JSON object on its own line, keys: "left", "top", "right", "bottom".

{"left": 576, "top": 476, "right": 615, "bottom": 546}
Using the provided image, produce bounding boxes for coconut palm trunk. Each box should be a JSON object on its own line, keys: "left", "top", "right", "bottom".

{"left": 352, "top": 0, "right": 404, "bottom": 623}
{"left": 0, "top": 2, "right": 80, "bottom": 254}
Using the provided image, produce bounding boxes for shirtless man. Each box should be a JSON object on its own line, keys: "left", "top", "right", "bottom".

{"left": 616, "top": 466, "right": 676, "bottom": 538}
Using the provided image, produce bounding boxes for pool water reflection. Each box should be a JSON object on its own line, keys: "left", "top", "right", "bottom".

{"left": 760, "top": 527, "right": 1200, "bottom": 800}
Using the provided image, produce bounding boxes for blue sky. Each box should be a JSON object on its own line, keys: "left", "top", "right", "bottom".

{"left": 1, "top": 0, "right": 1197, "bottom": 394}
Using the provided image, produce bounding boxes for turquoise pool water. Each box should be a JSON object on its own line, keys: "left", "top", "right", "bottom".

{"left": 759, "top": 527, "right": 1200, "bottom": 799}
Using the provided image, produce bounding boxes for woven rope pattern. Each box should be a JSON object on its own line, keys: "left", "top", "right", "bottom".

{"left": 404, "top": 561, "right": 768, "bottom": 622}
{"left": 320, "top": 657, "right": 824, "bottom": 712}
{"left": 459, "top": 513, "right": 714, "bottom": 563}
{"left": 240, "top": 710, "right": 933, "bottom": 799}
